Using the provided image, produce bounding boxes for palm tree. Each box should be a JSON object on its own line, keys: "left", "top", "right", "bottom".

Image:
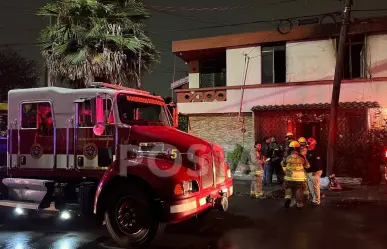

{"left": 38, "top": 0, "right": 159, "bottom": 88}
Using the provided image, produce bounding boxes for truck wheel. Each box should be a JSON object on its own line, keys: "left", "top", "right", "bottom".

{"left": 104, "top": 186, "right": 163, "bottom": 248}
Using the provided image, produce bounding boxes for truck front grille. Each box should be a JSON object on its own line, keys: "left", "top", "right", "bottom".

{"left": 200, "top": 152, "right": 214, "bottom": 189}
{"left": 213, "top": 149, "right": 225, "bottom": 185}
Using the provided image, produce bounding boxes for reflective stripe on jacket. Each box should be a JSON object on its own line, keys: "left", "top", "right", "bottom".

{"left": 281, "top": 151, "right": 310, "bottom": 182}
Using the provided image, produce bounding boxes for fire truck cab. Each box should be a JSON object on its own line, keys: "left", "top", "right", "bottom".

{"left": 1, "top": 83, "right": 233, "bottom": 247}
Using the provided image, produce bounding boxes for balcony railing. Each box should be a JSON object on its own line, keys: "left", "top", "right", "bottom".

{"left": 176, "top": 87, "right": 227, "bottom": 103}
{"left": 199, "top": 73, "right": 226, "bottom": 88}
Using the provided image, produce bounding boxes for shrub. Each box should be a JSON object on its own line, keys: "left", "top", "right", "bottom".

{"left": 226, "top": 144, "right": 245, "bottom": 171}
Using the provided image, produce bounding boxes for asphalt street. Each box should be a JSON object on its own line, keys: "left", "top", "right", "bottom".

{"left": 0, "top": 181, "right": 386, "bottom": 249}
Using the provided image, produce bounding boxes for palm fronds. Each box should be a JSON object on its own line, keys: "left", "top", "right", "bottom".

{"left": 38, "top": 0, "right": 159, "bottom": 88}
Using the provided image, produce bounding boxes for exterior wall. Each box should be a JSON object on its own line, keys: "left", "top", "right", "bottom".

{"left": 226, "top": 46, "right": 261, "bottom": 86}
{"left": 286, "top": 39, "right": 336, "bottom": 82}
{"left": 367, "top": 34, "right": 387, "bottom": 78}
{"left": 178, "top": 80, "right": 387, "bottom": 114}
{"left": 179, "top": 34, "right": 387, "bottom": 115}
{"left": 189, "top": 73, "right": 200, "bottom": 88}
{"left": 188, "top": 113, "right": 254, "bottom": 152}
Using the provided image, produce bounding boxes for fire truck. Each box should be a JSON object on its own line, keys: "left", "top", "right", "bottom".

{"left": 0, "top": 83, "right": 233, "bottom": 247}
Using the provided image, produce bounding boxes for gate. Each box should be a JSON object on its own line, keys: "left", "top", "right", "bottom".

{"left": 254, "top": 107, "right": 369, "bottom": 177}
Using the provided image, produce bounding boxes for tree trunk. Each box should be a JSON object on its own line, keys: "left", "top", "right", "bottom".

{"left": 85, "top": 73, "right": 95, "bottom": 87}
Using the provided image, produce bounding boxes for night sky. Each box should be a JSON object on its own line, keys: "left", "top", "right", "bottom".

{"left": 1, "top": 0, "right": 387, "bottom": 97}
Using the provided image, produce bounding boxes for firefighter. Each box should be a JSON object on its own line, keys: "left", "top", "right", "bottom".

{"left": 249, "top": 142, "right": 264, "bottom": 198}
{"left": 298, "top": 137, "right": 307, "bottom": 157}
{"left": 284, "top": 132, "right": 295, "bottom": 157}
{"left": 298, "top": 137, "right": 309, "bottom": 200}
{"left": 281, "top": 141, "right": 310, "bottom": 209}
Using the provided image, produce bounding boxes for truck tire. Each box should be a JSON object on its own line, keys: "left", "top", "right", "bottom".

{"left": 104, "top": 184, "right": 164, "bottom": 248}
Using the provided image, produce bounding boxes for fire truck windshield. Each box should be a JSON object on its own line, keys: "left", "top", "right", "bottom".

{"left": 117, "top": 94, "right": 170, "bottom": 126}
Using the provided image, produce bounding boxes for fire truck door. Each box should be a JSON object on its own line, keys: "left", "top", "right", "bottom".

{"left": 74, "top": 98, "right": 115, "bottom": 169}
{"left": 19, "top": 102, "right": 55, "bottom": 169}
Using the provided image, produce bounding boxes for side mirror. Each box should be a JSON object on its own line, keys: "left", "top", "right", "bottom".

{"left": 169, "top": 102, "right": 178, "bottom": 128}
{"left": 90, "top": 97, "right": 97, "bottom": 124}
{"left": 95, "top": 96, "right": 105, "bottom": 125}
{"left": 93, "top": 123, "right": 105, "bottom": 136}
{"left": 92, "top": 95, "right": 107, "bottom": 136}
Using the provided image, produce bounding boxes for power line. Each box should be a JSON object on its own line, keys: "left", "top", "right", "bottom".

{"left": 149, "top": 12, "right": 340, "bottom": 35}
{"left": 146, "top": 0, "right": 296, "bottom": 12}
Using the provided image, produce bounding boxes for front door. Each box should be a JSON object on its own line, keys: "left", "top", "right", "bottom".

{"left": 19, "top": 101, "right": 55, "bottom": 169}
{"left": 302, "top": 122, "right": 321, "bottom": 141}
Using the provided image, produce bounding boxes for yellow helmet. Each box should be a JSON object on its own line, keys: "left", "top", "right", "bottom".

{"left": 289, "top": 141, "right": 301, "bottom": 148}
{"left": 286, "top": 132, "right": 294, "bottom": 137}
{"left": 298, "top": 137, "right": 307, "bottom": 144}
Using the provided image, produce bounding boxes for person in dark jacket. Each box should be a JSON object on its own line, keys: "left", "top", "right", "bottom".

{"left": 269, "top": 137, "right": 284, "bottom": 184}
{"left": 305, "top": 137, "right": 323, "bottom": 206}
{"left": 262, "top": 137, "right": 272, "bottom": 185}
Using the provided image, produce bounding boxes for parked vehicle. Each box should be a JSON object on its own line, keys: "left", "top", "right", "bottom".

{"left": 0, "top": 83, "right": 233, "bottom": 247}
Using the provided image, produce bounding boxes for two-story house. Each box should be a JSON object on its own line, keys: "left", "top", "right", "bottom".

{"left": 172, "top": 16, "right": 387, "bottom": 176}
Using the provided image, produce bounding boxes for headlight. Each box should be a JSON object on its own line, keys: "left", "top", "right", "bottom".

{"left": 227, "top": 169, "right": 232, "bottom": 178}
{"left": 173, "top": 180, "right": 200, "bottom": 196}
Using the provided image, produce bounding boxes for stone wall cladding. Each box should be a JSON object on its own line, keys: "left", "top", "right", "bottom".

{"left": 188, "top": 113, "right": 254, "bottom": 153}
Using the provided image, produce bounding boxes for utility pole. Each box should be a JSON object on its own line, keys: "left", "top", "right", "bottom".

{"left": 326, "top": 0, "right": 353, "bottom": 178}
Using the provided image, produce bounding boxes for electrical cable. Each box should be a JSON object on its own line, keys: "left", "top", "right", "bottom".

{"left": 149, "top": 12, "right": 341, "bottom": 35}
{"left": 147, "top": 0, "right": 296, "bottom": 12}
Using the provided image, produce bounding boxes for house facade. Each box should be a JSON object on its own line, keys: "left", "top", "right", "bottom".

{"left": 172, "top": 16, "right": 387, "bottom": 176}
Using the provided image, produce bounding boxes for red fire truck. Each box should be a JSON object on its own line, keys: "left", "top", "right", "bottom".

{"left": 1, "top": 83, "right": 233, "bottom": 247}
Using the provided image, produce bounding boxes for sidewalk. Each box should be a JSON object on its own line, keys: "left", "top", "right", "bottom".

{"left": 232, "top": 174, "right": 387, "bottom": 202}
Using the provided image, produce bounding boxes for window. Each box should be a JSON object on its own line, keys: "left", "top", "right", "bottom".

{"left": 117, "top": 94, "right": 169, "bottom": 126}
{"left": 78, "top": 99, "right": 112, "bottom": 127}
{"left": 199, "top": 54, "right": 226, "bottom": 88}
{"left": 341, "top": 36, "right": 366, "bottom": 79}
{"left": 261, "top": 44, "right": 286, "bottom": 83}
{"left": 21, "top": 102, "right": 53, "bottom": 136}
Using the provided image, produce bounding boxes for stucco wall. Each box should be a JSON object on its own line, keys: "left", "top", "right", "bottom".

{"left": 367, "top": 34, "right": 387, "bottom": 78}
{"left": 286, "top": 39, "right": 336, "bottom": 82}
{"left": 180, "top": 34, "right": 387, "bottom": 115}
{"left": 178, "top": 80, "right": 387, "bottom": 114}
{"left": 189, "top": 73, "right": 200, "bottom": 88}
{"left": 226, "top": 46, "right": 261, "bottom": 86}
{"left": 188, "top": 113, "right": 254, "bottom": 152}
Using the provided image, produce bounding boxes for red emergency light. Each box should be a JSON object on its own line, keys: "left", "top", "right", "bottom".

{"left": 87, "top": 82, "right": 150, "bottom": 95}
{"left": 384, "top": 149, "right": 387, "bottom": 158}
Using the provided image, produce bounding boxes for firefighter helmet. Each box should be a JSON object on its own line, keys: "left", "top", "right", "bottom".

{"left": 286, "top": 132, "right": 294, "bottom": 137}
{"left": 307, "top": 137, "right": 317, "bottom": 146}
{"left": 289, "top": 141, "right": 301, "bottom": 148}
{"left": 298, "top": 137, "right": 307, "bottom": 144}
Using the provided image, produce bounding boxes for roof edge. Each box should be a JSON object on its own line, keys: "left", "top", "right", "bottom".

{"left": 251, "top": 102, "right": 380, "bottom": 111}
{"left": 173, "top": 16, "right": 387, "bottom": 54}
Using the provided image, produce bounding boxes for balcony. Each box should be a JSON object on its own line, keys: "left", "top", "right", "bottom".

{"left": 175, "top": 78, "right": 387, "bottom": 115}
{"left": 176, "top": 87, "right": 227, "bottom": 103}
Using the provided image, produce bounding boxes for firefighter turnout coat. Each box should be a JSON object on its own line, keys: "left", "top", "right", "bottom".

{"left": 281, "top": 151, "right": 310, "bottom": 182}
